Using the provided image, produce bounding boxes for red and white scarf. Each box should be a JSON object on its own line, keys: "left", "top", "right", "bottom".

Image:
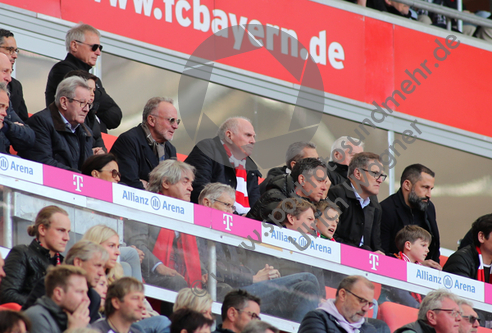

{"left": 476, "top": 246, "right": 492, "bottom": 283}
{"left": 223, "top": 143, "right": 250, "bottom": 214}
{"left": 397, "top": 251, "right": 422, "bottom": 303}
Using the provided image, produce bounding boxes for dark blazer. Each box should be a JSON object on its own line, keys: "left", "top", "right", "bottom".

{"left": 0, "top": 105, "right": 35, "bottom": 154}
{"left": 8, "top": 78, "right": 28, "bottom": 122}
{"left": 185, "top": 136, "right": 261, "bottom": 205}
{"left": 328, "top": 180, "right": 383, "bottom": 252}
{"left": 380, "top": 189, "right": 440, "bottom": 262}
{"left": 45, "top": 53, "right": 122, "bottom": 131}
{"left": 298, "top": 309, "right": 377, "bottom": 333}
{"left": 259, "top": 165, "right": 288, "bottom": 195}
{"left": 110, "top": 124, "right": 176, "bottom": 189}
{"left": 0, "top": 240, "right": 63, "bottom": 305}
{"left": 327, "top": 161, "right": 349, "bottom": 186}
{"left": 19, "top": 104, "right": 93, "bottom": 172}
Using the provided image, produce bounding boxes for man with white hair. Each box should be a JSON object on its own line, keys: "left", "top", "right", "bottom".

{"left": 45, "top": 23, "right": 121, "bottom": 132}
{"left": 19, "top": 76, "right": 93, "bottom": 171}
{"left": 394, "top": 289, "right": 462, "bottom": 333}
{"left": 457, "top": 299, "right": 479, "bottom": 333}
{"left": 328, "top": 136, "right": 364, "bottom": 186}
{"left": 185, "top": 117, "right": 261, "bottom": 214}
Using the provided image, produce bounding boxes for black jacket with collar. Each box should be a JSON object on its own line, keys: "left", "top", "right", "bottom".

{"left": 298, "top": 309, "right": 377, "bottom": 333}
{"left": 443, "top": 244, "right": 479, "bottom": 280}
{"left": 0, "top": 104, "right": 35, "bottom": 154}
{"left": 110, "top": 124, "right": 176, "bottom": 189}
{"left": 380, "top": 188, "right": 440, "bottom": 262}
{"left": 185, "top": 136, "right": 261, "bottom": 205}
{"left": 8, "top": 78, "right": 29, "bottom": 122}
{"left": 259, "top": 165, "right": 289, "bottom": 195}
{"left": 327, "top": 161, "right": 349, "bottom": 186}
{"left": 45, "top": 53, "right": 122, "bottom": 131}
{"left": 0, "top": 239, "right": 64, "bottom": 305}
{"left": 19, "top": 103, "right": 93, "bottom": 172}
{"left": 328, "top": 179, "right": 383, "bottom": 252}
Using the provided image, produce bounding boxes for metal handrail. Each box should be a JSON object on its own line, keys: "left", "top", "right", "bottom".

{"left": 392, "top": 0, "right": 492, "bottom": 29}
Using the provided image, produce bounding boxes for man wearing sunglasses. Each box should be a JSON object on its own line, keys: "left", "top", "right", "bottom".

{"left": 394, "top": 289, "right": 462, "bottom": 333}
{"left": 380, "top": 164, "right": 441, "bottom": 270}
{"left": 328, "top": 152, "right": 385, "bottom": 253}
{"left": 299, "top": 275, "right": 378, "bottom": 333}
{"left": 458, "top": 300, "right": 480, "bottom": 333}
{"left": 0, "top": 29, "right": 28, "bottom": 122}
{"left": 19, "top": 76, "right": 94, "bottom": 172}
{"left": 45, "top": 23, "right": 122, "bottom": 132}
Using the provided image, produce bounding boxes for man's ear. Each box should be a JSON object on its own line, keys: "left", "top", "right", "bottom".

{"left": 290, "top": 161, "right": 297, "bottom": 170}
{"left": 91, "top": 170, "right": 99, "bottom": 178}
{"left": 298, "top": 174, "right": 305, "bottom": 186}
{"left": 402, "top": 179, "right": 413, "bottom": 192}
{"left": 286, "top": 214, "right": 296, "bottom": 226}
{"left": 426, "top": 310, "right": 437, "bottom": 326}
{"left": 161, "top": 180, "right": 170, "bottom": 190}
{"left": 111, "top": 297, "right": 121, "bottom": 311}
{"left": 226, "top": 306, "right": 237, "bottom": 322}
{"left": 52, "top": 286, "right": 63, "bottom": 303}
{"left": 404, "top": 241, "right": 412, "bottom": 252}
{"left": 478, "top": 231, "right": 486, "bottom": 245}
{"left": 202, "top": 197, "right": 212, "bottom": 208}
{"left": 73, "top": 257, "right": 82, "bottom": 267}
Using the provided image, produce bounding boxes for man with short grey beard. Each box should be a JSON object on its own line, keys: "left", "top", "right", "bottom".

{"left": 380, "top": 164, "right": 441, "bottom": 270}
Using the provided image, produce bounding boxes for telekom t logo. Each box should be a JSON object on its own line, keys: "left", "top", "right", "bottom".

{"left": 369, "top": 253, "right": 379, "bottom": 271}
{"left": 73, "top": 175, "right": 84, "bottom": 192}
{"left": 223, "top": 214, "right": 233, "bottom": 231}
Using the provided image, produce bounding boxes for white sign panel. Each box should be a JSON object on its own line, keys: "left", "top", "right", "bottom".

{"left": 407, "top": 264, "right": 484, "bottom": 302}
{"left": 262, "top": 224, "right": 341, "bottom": 264}
{"left": 112, "top": 184, "right": 194, "bottom": 224}
{"left": 0, "top": 153, "right": 43, "bottom": 184}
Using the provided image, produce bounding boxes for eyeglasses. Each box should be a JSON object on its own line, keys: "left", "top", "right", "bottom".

{"left": 344, "top": 289, "right": 375, "bottom": 309}
{"left": 462, "top": 315, "right": 480, "bottom": 325}
{"left": 69, "top": 98, "right": 93, "bottom": 110}
{"left": 235, "top": 308, "right": 261, "bottom": 320}
{"left": 432, "top": 309, "right": 463, "bottom": 318}
{"left": 75, "top": 40, "right": 103, "bottom": 52}
{"left": 100, "top": 168, "right": 121, "bottom": 179}
{"left": 150, "top": 114, "right": 181, "bottom": 126}
{"left": 213, "top": 199, "right": 236, "bottom": 212}
{"left": 360, "top": 168, "right": 387, "bottom": 182}
{"left": 0, "top": 46, "right": 19, "bottom": 55}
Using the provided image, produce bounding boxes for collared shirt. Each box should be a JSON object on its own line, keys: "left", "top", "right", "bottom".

{"left": 58, "top": 111, "right": 79, "bottom": 133}
{"left": 351, "top": 183, "right": 370, "bottom": 209}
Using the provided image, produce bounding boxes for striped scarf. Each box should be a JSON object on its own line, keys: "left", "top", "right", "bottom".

{"left": 476, "top": 246, "right": 492, "bottom": 283}
{"left": 223, "top": 143, "right": 250, "bottom": 214}
{"left": 397, "top": 251, "right": 422, "bottom": 303}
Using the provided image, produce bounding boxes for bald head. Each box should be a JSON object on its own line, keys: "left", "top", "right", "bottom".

{"left": 0, "top": 53, "right": 12, "bottom": 84}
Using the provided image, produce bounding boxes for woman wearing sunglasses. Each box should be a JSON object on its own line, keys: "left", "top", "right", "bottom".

{"left": 81, "top": 153, "right": 121, "bottom": 183}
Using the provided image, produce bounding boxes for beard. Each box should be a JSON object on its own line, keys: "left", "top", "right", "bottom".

{"left": 408, "top": 188, "right": 429, "bottom": 211}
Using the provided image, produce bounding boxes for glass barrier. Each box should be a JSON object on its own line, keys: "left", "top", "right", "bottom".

{"left": 1, "top": 175, "right": 492, "bottom": 330}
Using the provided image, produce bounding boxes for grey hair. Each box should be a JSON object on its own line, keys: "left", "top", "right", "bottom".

{"left": 148, "top": 159, "right": 195, "bottom": 193}
{"left": 285, "top": 141, "right": 316, "bottom": 167}
{"left": 66, "top": 24, "right": 101, "bottom": 52}
{"left": 217, "top": 117, "right": 252, "bottom": 141}
{"left": 330, "top": 136, "right": 365, "bottom": 161}
{"left": 457, "top": 298, "right": 473, "bottom": 308}
{"left": 0, "top": 82, "right": 10, "bottom": 97}
{"left": 142, "top": 97, "right": 174, "bottom": 123}
{"left": 54, "top": 76, "right": 89, "bottom": 108}
{"left": 198, "top": 183, "right": 236, "bottom": 205}
{"left": 64, "top": 240, "right": 109, "bottom": 265}
{"left": 418, "top": 289, "right": 461, "bottom": 321}
{"left": 242, "top": 321, "right": 280, "bottom": 333}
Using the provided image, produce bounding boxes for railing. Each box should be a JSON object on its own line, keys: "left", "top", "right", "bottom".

{"left": 1, "top": 153, "right": 491, "bottom": 332}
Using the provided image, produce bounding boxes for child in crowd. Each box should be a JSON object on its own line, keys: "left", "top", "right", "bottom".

{"left": 315, "top": 201, "right": 341, "bottom": 241}
{"left": 379, "top": 225, "right": 432, "bottom": 308}
{"left": 394, "top": 225, "right": 432, "bottom": 264}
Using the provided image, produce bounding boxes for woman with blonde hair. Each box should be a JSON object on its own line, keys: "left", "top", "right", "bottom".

{"left": 173, "top": 288, "right": 213, "bottom": 319}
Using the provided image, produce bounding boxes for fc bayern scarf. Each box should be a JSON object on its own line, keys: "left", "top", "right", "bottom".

{"left": 476, "top": 246, "right": 492, "bottom": 283}
{"left": 397, "top": 251, "right": 422, "bottom": 303}
{"left": 223, "top": 143, "right": 250, "bottom": 214}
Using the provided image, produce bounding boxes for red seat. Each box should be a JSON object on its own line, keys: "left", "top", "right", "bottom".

{"left": 0, "top": 302, "right": 22, "bottom": 311}
{"left": 378, "top": 301, "right": 418, "bottom": 332}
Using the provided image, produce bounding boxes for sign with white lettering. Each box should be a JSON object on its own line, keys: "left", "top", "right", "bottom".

{"left": 407, "top": 264, "right": 484, "bottom": 302}
{"left": 112, "top": 184, "right": 194, "bottom": 223}
{"left": 262, "top": 224, "right": 340, "bottom": 263}
{"left": 0, "top": 153, "right": 42, "bottom": 184}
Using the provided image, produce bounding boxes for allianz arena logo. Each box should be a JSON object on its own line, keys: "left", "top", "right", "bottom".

{"left": 0, "top": 156, "right": 9, "bottom": 171}
{"left": 443, "top": 275, "right": 453, "bottom": 289}
{"left": 150, "top": 196, "right": 161, "bottom": 211}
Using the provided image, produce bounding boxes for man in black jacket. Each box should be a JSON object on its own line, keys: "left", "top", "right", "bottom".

{"left": 443, "top": 214, "right": 492, "bottom": 282}
{"left": 247, "top": 158, "right": 329, "bottom": 223}
{"left": 380, "top": 164, "right": 441, "bottom": 269}
{"left": 298, "top": 275, "right": 377, "bottom": 333}
{"left": 45, "top": 24, "right": 121, "bottom": 132}
{"left": 110, "top": 97, "right": 178, "bottom": 189}
{"left": 18, "top": 76, "right": 93, "bottom": 172}
{"left": 328, "top": 136, "right": 364, "bottom": 186}
{"left": 185, "top": 117, "right": 261, "bottom": 213}
{"left": 327, "top": 152, "right": 385, "bottom": 252}
{"left": 259, "top": 141, "right": 319, "bottom": 195}
{"left": 0, "top": 29, "right": 28, "bottom": 122}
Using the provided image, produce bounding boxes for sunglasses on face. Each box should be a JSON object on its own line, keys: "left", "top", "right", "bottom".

{"left": 100, "top": 168, "right": 121, "bottom": 179}
{"left": 75, "top": 40, "right": 103, "bottom": 52}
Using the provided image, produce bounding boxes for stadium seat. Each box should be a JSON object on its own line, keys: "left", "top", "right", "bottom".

{"left": 378, "top": 301, "right": 418, "bottom": 332}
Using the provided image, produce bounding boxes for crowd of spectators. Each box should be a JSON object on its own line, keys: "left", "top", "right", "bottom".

{"left": 0, "top": 22, "right": 491, "bottom": 333}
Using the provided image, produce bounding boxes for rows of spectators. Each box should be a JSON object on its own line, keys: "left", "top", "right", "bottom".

{"left": 0, "top": 22, "right": 491, "bottom": 333}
